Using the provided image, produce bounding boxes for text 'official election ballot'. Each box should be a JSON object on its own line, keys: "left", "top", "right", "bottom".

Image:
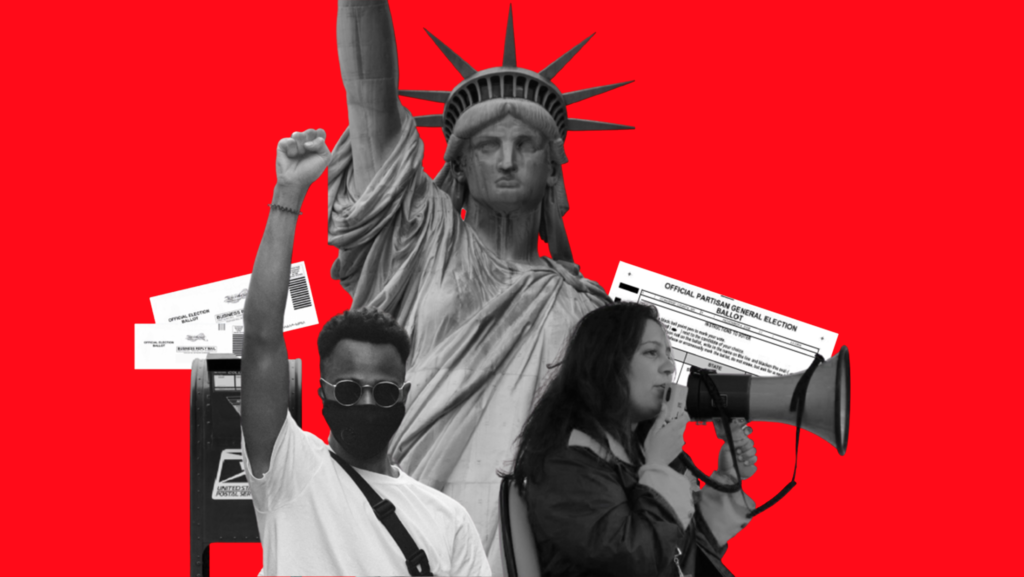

{"left": 610, "top": 262, "right": 838, "bottom": 383}
{"left": 150, "top": 262, "right": 318, "bottom": 332}
{"left": 134, "top": 323, "right": 235, "bottom": 370}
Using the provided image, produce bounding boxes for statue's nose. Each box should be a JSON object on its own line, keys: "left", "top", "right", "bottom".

{"left": 498, "top": 142, "right": 516, "bottom": 171}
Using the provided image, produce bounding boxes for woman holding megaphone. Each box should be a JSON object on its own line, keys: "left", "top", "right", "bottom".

{"left": 506, "top": 302, "right": 757, "bottom": 577}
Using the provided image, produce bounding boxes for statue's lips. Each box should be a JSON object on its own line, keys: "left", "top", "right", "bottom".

{"left": 494, "top": 179, "right": 520, "bottom": 188}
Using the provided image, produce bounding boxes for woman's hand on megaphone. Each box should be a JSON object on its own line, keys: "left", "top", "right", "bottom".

{"left": 714, "top": 418, "right": 757, "bottom": 480}
{"left": 644, "top": 401, "right": 690, "bottom": 467}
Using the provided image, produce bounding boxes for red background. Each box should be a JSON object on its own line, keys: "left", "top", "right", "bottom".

{"left": 4, "top": 0, "right": 1022, "bottom": 575}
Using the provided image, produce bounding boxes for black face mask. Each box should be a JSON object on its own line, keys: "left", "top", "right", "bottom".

{"left": 322, "top": 402, "right": 405, "bottom": 462}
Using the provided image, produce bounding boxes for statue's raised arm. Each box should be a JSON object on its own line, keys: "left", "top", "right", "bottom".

{"left": 337, "top": 0, "right": 402, "bottom": 197}
{"left": 328, "top": 4, "right": 636, "bottom": 565}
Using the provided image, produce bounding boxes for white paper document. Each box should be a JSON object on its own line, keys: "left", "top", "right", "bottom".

{"left": 150, "top": 262, "right": 318, "bottom": 332}
{"left": 134, "top": 323, "right": 235, "bottom": 370}
{"left": 609, "top": 262, "right": 838, "bottom": 382}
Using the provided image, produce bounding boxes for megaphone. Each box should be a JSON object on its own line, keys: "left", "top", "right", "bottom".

{"left": 685, "top": 345, "right": 850, "bottom": 456}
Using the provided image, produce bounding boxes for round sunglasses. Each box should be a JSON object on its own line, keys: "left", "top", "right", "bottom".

{"left": 319, "top": 378, "right": 407, "bottom": 408}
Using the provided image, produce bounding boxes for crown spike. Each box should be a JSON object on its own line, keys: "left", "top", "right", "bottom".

{"left": 562, "top": 81, "right": 634, "bottom": 105}
{"left": 566, "top": 118, "right": 634, "bottom": 131}
{"left": 539, "top": 33, "right": 595, "bottom": 81}
{"left": 399, "top": 90, "right": 450, "bottom": 103}
{"left": 415, "top": 115, "right": 445, "bottom": 127}
{"left": 502, "top": 5, "right": 516, "bottom": 68}
{"left": 424, "top": 29, "right": 476, "bottom": 79}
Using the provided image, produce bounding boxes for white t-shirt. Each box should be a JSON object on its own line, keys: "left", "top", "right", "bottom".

{"left": 242, "top": 413, "right": 491, "bottom": 576}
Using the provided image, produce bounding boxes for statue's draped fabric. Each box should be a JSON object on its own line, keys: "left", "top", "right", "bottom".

{"left": 327, "top": 108, "right": 609, "bottom": 552}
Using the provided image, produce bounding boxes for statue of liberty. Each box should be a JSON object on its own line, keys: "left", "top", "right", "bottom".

{"left": 328, "top": 0, "right": 632, "bottom": 561}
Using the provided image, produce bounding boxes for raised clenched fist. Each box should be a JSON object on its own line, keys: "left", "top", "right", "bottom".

{"left": 274, "top": 128, "right": 330, "bottom": 206}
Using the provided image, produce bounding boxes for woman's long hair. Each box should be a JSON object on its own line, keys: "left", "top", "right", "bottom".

{"left": 508, "top": 302, "right": 660, "bottom": 485}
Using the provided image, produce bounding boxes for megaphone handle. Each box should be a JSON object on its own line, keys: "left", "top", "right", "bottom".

{"left": 679, "top": 369, "right": 745, "bottom": 494}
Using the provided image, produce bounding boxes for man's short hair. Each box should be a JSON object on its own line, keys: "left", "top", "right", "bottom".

{"left": 317, "top": 309, "right": 411, "bottom": 365}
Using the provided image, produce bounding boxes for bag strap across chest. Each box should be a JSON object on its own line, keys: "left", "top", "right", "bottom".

{"left": 329, "top": 452, "right": 433, "bottom": 576}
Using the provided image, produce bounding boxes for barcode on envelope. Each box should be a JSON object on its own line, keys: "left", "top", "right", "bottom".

{"left": 233, "top": 334, "right": 243, "bottom": 356}
{"left": 288, "top": 277, "right": 312, "bottom": 310}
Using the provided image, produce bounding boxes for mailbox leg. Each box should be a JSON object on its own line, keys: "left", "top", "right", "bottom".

{"left": 191, "top": 542, "right": 209, "bottom": 577}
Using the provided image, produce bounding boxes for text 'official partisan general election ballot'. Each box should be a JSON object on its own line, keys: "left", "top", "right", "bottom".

{"left": 609, "top": 262, "right": 838, "bottom": 388}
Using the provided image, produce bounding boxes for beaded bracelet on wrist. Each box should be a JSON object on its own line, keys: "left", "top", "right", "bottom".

{"left": 269, "top": 203, "right": 301, "bottom": 216}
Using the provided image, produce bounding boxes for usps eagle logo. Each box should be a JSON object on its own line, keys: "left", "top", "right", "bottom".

{"left": 212, "top": 449, "right": 251, "bottom": 500}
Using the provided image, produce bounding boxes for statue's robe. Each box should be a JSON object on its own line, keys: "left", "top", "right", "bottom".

{"left": 328, "top": 108, "right": 609, "bottom": 555}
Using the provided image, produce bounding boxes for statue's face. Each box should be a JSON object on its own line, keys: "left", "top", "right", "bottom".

{"left": 460, "top": 115, "right": 555, "bottom": 214}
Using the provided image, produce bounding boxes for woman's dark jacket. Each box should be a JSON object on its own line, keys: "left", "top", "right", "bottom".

{"left": 525, "top": 430, "right": 749, "bottom": 576}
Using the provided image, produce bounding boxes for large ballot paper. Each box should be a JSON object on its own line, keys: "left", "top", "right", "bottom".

{"left": 609, "top": 262, "right": 838, "bottom": 382}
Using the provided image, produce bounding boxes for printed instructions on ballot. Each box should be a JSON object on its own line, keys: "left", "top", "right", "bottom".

{"left": 609, "top": 262, "right": 838, "bottom": 382}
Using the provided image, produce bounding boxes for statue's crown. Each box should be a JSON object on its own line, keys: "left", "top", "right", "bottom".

{"left": 401, "top": 6, "right": 633, "bottom": 140}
